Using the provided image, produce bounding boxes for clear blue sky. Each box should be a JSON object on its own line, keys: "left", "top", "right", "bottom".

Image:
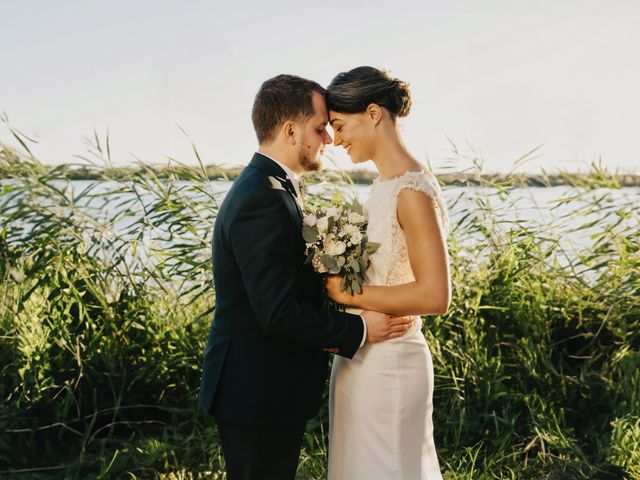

{"left": 2, "top": 0, "right": 639, "bottom": 173}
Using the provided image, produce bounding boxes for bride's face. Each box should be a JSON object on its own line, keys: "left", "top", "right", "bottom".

{"left": 329, "top": 111, "right": 374, "bottom": 164}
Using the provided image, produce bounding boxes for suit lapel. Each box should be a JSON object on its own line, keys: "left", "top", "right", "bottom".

{"left": 279, "top": 190, "right": 303, "bottom": 225}
{"left": 249, "top": 153, "right": 303, "bottom": 222}
{"left": 284, "top": 180, "right": 304, "bottom": 221}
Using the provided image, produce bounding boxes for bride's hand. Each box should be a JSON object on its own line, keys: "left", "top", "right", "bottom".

{"left": 325, "top": 275, "right": 352, "bottom": 305}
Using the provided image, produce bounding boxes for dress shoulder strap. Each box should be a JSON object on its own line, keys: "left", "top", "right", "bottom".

{"left": 392, "top": 171, "right": 449, "bottom": 237}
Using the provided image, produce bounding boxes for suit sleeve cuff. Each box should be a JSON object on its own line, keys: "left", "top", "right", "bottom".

{"left": 359, "top": 315, "right": 367, "bottom": 347}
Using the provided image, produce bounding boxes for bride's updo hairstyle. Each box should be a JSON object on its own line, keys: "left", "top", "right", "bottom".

{"left": 326, "top": 66, "right": 411, "bottom": 119}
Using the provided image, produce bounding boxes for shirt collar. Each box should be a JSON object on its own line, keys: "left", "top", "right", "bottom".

{"left": 256, "top": 152, "right": 299, "bottom": 182}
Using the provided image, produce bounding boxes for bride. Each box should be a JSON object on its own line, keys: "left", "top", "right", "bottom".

{"left": 324, "top": 66, "right": 450, "bottom": 480}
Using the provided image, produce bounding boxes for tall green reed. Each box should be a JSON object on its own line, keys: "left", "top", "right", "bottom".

{"left": 0, "top": 129, "right": 638, "bottom": 479}
{"left": 1, "top": 132, "right": 223, "bottom": 477}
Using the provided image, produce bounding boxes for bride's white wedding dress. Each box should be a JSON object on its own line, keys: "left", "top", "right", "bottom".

{"left": 328, "top": 171, "right": 449, "bottom": 480}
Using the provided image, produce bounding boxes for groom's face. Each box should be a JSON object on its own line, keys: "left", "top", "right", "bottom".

{"left": 296, "top": 91, "right": 332, "bottom": 172}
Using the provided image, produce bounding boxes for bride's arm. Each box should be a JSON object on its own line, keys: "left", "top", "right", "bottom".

{"left": 327, "top": 189, "right": 450, "bottom": 317}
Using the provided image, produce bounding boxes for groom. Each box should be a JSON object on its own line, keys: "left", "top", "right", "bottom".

{"left": 199, "top": 74, "right": 411, "bottom": 480}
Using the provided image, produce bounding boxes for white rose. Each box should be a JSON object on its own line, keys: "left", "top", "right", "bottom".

{"left": 341, "top": 224, "right": 362, "bottom": 245}
{"left": 326, "top": 238, "right": 346, "bottom": 256}
{"left": 303, "top": 214, "right": 317, "bottom": 227}
{"left": 316, "top": 216, "right": 329, "bottom": 234}
{"left": 349, "top": 231, "right": 362, "bottom": 246}
{"left": 342, "top": 224, "right": 359, "bottom": 237}
{"left": 336, "top": 242, "right": 347, "bottom": 255}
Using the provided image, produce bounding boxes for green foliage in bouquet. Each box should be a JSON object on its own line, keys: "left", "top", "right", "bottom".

{"left": 301, "top": 190, "right": 379, "bottom": 303}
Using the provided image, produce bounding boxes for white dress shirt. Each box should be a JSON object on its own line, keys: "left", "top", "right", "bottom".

{"left": 256, "top": 152, "right": 367, "bottom": 348}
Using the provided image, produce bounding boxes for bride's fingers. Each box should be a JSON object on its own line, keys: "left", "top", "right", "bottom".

{"left": 389, "top": 316, "right": 413, "bottom": 326}
{"left": 389, "top": 325, "right": 408, "bottom": 334}
{"left": 385, "top": 328, "right": 407, "bottom": 338}
{"left": 386, "top": 330, "right": 405, "bottom": 339}
{"left": 388, "top": 321, "right": 411, "bottom": 331}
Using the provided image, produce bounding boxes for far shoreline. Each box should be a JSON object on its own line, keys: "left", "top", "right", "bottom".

{"left": 1, "top": 163, "right": 639, "bottom": 188}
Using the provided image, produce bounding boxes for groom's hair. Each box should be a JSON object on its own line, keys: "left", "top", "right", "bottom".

{"left": 252, "top": 74, "right": 326, "bottom": 144}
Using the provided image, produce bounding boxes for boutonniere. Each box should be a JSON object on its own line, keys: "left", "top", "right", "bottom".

{"left": 267, "top": 176, "right": 287, "bottom": 191}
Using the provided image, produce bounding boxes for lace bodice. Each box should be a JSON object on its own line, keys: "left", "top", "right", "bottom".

{"left": 364, "top": 170, "right": 449, "bottom": 338}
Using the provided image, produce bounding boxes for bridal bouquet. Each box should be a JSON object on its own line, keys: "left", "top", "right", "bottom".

{"left": 302, "top": 196, "right": 379, "bottom": 307}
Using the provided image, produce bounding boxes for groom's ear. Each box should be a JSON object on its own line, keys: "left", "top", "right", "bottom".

{"left": 367, "top": 103, "right": 382, "bottom": 126}
{"left": 283, "top": 120, "right": 297, "bottom": 145}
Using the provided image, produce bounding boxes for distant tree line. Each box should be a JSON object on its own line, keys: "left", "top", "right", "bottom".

{"left": 1, "top": 162, "right": 639, "bottom": 187}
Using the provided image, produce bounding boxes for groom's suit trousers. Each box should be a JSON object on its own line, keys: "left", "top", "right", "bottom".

{"left": 215, "top": 417, "right": 306, "bottom": 480}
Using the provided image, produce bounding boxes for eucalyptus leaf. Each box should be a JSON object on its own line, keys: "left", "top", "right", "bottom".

{"left": 320, "top": 255, "right": 338, "bottom": 270}
{"left": 302, "top": 225, "right": 318, "bottom": 243}
{"left": 304, "top": 250, "right": 315, "bottom": 265}
{"left": 358, "top": 257, "right": 367, "bottom": 273}
{"left": 366, "top": 242, "right": 380, "bottom": 254}
{"left": 351, "top": 199, "right": 364, "bottom": 215}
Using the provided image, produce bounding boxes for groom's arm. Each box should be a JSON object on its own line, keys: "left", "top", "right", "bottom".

{"left": 228, "top": 190, "right": 363, "bottom": 358}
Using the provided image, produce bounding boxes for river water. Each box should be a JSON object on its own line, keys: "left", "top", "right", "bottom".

{"left": 1, "top": 179, "right": 638, "bottom": 259}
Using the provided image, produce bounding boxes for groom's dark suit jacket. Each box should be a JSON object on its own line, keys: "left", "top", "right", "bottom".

{"left": 199, "top": 153, "right": 364, "bottom": 426}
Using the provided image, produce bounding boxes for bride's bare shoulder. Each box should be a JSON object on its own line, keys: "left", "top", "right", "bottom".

{"left": 394, "top": 171, "right": 449, "bottom": 236}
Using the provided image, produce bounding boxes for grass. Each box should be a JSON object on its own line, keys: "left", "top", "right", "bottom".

{"left": 0, "top": 129, "right": 639, "bottom": 479}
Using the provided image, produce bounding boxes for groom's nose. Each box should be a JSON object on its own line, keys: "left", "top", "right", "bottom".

{"left": 322, "top": 129, "right": 332, "bottom": 145}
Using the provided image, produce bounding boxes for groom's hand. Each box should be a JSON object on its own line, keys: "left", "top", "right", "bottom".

{"left": 361, "top": 310, "right": 413, "bottom": 343}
